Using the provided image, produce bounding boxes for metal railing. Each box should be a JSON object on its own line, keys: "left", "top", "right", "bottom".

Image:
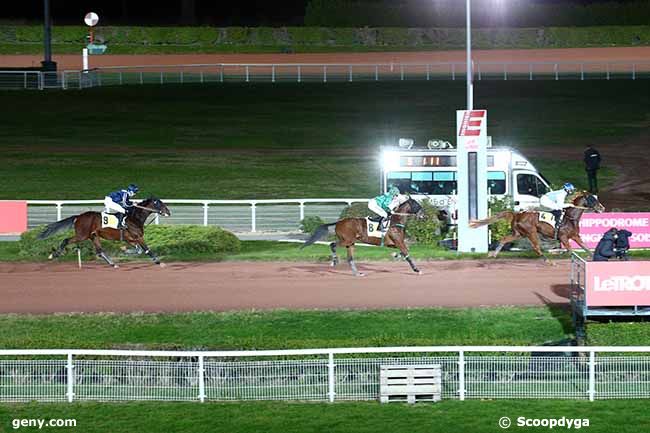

{"left": 2, "top": 61, "right": 649, "bottom": 90}
{"left": 1, "top": 346, "right": 649, "bottom": 403}
{"left": 26, "top": 198, "right": 369, "bottom": 233}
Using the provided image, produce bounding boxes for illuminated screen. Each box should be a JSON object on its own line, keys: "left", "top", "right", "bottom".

{"left": 399, "top": 156, "right": 456, "bottom": 167}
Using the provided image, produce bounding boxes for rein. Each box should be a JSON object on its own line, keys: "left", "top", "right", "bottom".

{"left": 133, "top": 204, "right": 163, "bottom": 214}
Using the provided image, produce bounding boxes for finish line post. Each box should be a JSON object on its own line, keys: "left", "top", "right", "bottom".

{"left": 456, "top": 110, "right": 489, "bottom": 253}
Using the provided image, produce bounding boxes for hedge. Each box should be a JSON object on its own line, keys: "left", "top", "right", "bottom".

{"left": 0, "top": 25, "right": 648, "bottom": 55}
{"left": 18, "top": 225, "right": 241, "bottom": 261}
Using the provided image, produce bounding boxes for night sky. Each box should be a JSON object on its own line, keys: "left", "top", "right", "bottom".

{"left": 4, "top": 0, "right": 636, "bottom": 26}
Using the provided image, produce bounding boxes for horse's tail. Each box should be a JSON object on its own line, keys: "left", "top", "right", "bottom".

{"left": 300, "top": 223, "right": 337, "bottom": 249}
{"left": 36, "top": 216, "right": 77, "bottom": 240}
{"left": 469, "top": 211, "right": 515, "bottom": 229}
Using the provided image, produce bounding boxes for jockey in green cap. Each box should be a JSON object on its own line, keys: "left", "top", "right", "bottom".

{"left": 368, "top": 186, "right": 401, "bottom": 232}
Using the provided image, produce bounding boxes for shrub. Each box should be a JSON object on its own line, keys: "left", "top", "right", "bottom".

{"left": 300, "top": 216, "right": 325, "bottom": 234}
{"left": 17, "top": 225, "right": 240, "bottom": 260}
{"left": 488, "top": 196, "right": 515, "bottom": 244}
{"left": 405, "top": 200, "right": 444, "bottom": 246}
{"left": 340, "top": 202, "right": 370, "bottom": 219}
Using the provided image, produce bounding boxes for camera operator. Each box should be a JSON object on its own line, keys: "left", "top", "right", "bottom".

{"left": 614, "top": 229, "right": 632, "bottom": 261}
{"left": 593, "top": 228, "right": 618, "bottom": 262}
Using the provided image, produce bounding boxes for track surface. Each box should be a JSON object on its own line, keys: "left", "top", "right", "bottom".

{"left": 0, "top": 260, "right": 570, "bottom": 314}
{"left": 3, "top": 47, "right": 650, "bottom": 69}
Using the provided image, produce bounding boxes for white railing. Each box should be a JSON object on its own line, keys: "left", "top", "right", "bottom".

{"left": 3, "top": 60, "right": 649, "bottom": 90}
{"left": 26, "top": 198, "right": 369, "bottom": 233}
{"left": 1, "top": 346, "right": 649, "bottom": 403}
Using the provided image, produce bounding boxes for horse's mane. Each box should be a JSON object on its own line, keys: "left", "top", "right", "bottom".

{"left": 571, "top": 191, "right": 589, "bottom": 205}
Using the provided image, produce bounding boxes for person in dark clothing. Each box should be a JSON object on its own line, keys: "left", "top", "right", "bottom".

{"left": 593, "top": 228, "right": 618, "bottom": 261}
{"left": 583, "top": 145, "right": 601, "bottom": 193}
{"left": 614, "top": 229, "right": 632, "bottom": 261}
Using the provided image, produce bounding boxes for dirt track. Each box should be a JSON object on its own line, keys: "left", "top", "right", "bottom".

{"left": 3, "top": 47, "right": 650, "bottom": 69}
{"left": 0, "top": 260, "right": 570, "bottom": 314}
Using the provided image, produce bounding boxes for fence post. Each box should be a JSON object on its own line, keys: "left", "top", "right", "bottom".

{"left": 203, "top": 203, "right": 209, "bottom": 227}
{"left": 450, "top": 63, "right": 453, "bottom": 81}
{"left": 251, "top": 203, "right": 257, "bottom": 233}
{"left": 272, "top": 65, "right": 276, "bottom": 83}
{"left": 155, "top": 214, "right": 160, "bottom": 225}
{"left": 400, "top": 64, "right": 404, "bottom": 81}
{"left": 328, "top": 352, "right": 336, "bottom": 403}
{"left": 606, "top": 64, "right": 610, "bottom": 80}
{"left": 503, "top": 64, "right": 507, "bottom": 81}
{"left": 220, "top": 67, "right": 224, "bottom": 83}
{"left": 198, "top": 355, "right": 206, "bottom": 403}
{"left": 632, "top": 64, "right": 636, "bottom": 80}
{"left": 588, "top": 351, "right": 596, "bottom": 401}
{"left": 119, "top": 71, "right": 123, "bottom": 85}
{"left": 200, "top": 71, "right": 204, "bottom": 83}
{"left": 140, "top": 71, "right": 144, "bottom": 85}
{"left": 56, "top": 203, "right": 63, "bottom": 221}
{"left": 348, "top": 65, "right": 353, "bottom": 82}
{"left": 581, "top": 63, "right": 585, "bottom": 81}
{"left": 375, "top": 65, "right": 379, "bottom": 81}
{"left": 458, "top": 350, "right": 466, "bottom": 401}
{"left": 477, "top": 62, "right": 481, "bottom": 81}
{"left": 323, "top": 66, "right": 327, "bottom": 83}
{"left": 297, "top": 65, "right": 302, "bottom": 83}
{"left": 299, "top": 202, "right": 305, "bottom": 222}
{"left": 66, "top": 353, "right": 75, "bottom": 403}
{"left": 78, "top": 71, "right": 82, "bottom": 90}
{"left": 180, "top": 71, "right": 184, "bottom": 84}
{"left": 554, "top": 64, "right": 559, "bottom": 81}
{"left": 160, "top": 71, "right": 164, "bottom": 85}
{"left": 245, "top": 65, "right": 250, "bottom": 83}
{"left": 529, "top": 63, "right": 533, "bottom": 81}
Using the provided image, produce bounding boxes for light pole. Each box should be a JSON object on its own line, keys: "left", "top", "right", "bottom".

{"left": 42, "top": 0, "right": 57, "bottom": 71}
{"left": 466, "top": 0, "right": 473, "bottom": 110}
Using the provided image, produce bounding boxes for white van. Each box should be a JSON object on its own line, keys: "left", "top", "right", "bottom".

{"left": 381, "top": 144, "right": 551, "bottom": 219}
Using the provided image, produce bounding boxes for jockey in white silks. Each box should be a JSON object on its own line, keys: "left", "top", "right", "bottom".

{"left": 539, "top": 182, "right": 576, "bottom": 235}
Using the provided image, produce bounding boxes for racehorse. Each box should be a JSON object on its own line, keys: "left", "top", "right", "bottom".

{"left": 301, "top": 197, "right": 424, "bottom": 276}
{"left": 469, "top": 191, "right": 605, "bottom": 263}
{"left": 37, "top": 197, "right": 171, "bottom": 268}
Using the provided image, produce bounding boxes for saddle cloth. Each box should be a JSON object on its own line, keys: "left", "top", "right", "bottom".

{"left": 366, "top": 218, "right": 384, "bottom": 238}
{"left": 101, "top": 212, "right": 120, "bottom": 229}
{"left": 538, "top": 211, "right": 557, "bottom": 227}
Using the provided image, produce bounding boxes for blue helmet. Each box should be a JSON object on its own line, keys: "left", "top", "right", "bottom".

{"left": 127, "top": 184, "right": 139, "bottom": 196}
{"left": 563, "top": 183, "right": 575, "bottom": 193}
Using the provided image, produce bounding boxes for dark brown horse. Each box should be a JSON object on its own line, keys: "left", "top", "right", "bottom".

{"left": 301, "top": 197, "right": 423, "bottom": 276}
{"left": 37, "top": 197, "right": 171, "bottom": 268}
{"left": 469, "top": 192, "right": 605, "bottom": 263}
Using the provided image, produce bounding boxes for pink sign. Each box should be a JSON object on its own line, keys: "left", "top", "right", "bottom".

{"left": 586, "top": 261, "right": 650, "bottom": 306}
{"left": 0, "top": 201, "right": 27, "bottom": 235}
{"left": 570, "top": 212, "right": 650, "bottom": 249}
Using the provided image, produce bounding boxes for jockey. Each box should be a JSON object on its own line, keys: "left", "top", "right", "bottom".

{"left": 104, "top": 184, "right": 139, "bottom": 229}
{"left": 539, "top": 182, "right": 576, "bottom": 235}
{"left": 368, "top": 186, "right": 401, "bottom": 231}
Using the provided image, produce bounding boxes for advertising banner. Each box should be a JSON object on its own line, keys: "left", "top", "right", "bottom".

{"left": 0, "top": 201, "right": 27, "bottom": 235}
{"left": 571, "top": 212, "right": 650, "bottom": 249}
{"left": 586, "top": 261, "right": 650, "bottom": 306}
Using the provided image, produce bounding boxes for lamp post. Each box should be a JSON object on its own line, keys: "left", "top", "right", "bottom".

{"left": 41, "top": 0, "right": 57, "bottom": 71}
{"left": 466, "top": 0, "right": 473, "bottom": 110}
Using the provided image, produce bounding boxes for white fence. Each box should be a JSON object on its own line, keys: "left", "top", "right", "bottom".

{"left": 2, "top": 61, "right": 649, "bottom": 90}
{"left": 1, "top": 346, "right": 650, "bottom": 403}
{"left": 26, "top": 199, "right": 368, "bottom": 233}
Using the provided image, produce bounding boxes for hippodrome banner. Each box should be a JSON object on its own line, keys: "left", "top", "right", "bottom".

{"left": 0, "top": 201, "right": 27, "bottom": 235}
{"left": 586, "top": 261, "right": 650, "bottom": 306}
{"left": 571, "top": 212, "right": 650, "bottom": 249}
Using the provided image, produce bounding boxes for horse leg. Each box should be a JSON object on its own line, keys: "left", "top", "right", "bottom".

{"left": 49, "top": 237, "right": 70, "bottom": 260}
{"left": 529, "top": 232, "right": 553, "bottom": 265}
{"left": 346, "top": 245, "right": 364, "bottom": 277}
{"left": 329, "top": 242, "right": 339, "bottom": 267}
{"left": 392, "top": 238, "right": 420, "bottom": 274}
{"left": 92, "top": 235, "right": 118, "bottom": 268}
{"left": 489, "top": 234, "right": 521, "bottom": 258}
{"left": 571, "top": 236, "right": 591, "bottom": 255}
{"left": 138, "top": 240, "right": 164, "bottom": 267}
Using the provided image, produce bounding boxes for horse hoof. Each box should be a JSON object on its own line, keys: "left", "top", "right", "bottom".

{"left": 48, "top": 253, "right": 54, "bottom": 260}
{"left": 488, "top": 252, "right": 496, "bottom": 258}
{"left": 353, "top": 272, "right": 366, "bottom": 277}
{"left": 159, "top": 262, "right": 167, "bottom": 268}
{"left": 113, "top": 264, "right": 120, "bottom": 269}
{"left": 415, "top": 269, "right": 422, "bottom": 275}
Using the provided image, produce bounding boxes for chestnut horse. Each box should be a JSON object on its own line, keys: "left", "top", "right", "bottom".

{"left": 301, "top": 197, "right": 423, "bottom": 276}
{"left": 37, "top": 197, "right": 171, "bottom": 268}
{"left": 469, "top": 192, "right": 604, "bottom": 263}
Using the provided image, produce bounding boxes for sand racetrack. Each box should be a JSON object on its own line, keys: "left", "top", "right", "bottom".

{"left": 0, "top": 260, "right": 571, "bottom": 314}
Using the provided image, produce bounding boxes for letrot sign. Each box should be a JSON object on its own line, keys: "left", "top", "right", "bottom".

{"left": 586, "top": 261, "right": 650, "bottom": 307}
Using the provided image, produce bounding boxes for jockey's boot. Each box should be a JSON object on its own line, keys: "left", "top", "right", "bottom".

{"left": 380, "top": 217, "right": 390, "bottom": 232}
{"left": 552, "top": 210, "right": 562, "bottom": 239}
{"left": 118, "top": 214, "right": 128, "bottom": 230}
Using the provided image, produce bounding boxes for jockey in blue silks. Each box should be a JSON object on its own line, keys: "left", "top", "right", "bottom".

{"left": 103, "top": 184, "right": 139, "bottom": 229}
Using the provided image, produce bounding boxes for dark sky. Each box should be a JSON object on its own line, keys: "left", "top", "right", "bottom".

{"left": 3, "top": 0, "right": 635, "bottom": 26}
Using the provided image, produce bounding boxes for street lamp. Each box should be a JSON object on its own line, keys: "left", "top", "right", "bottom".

{"left": 42, "top": 0, "right": 57, "bottom": 71}
{"left": 466, "top": 0, "right": 473, "bottom": 110}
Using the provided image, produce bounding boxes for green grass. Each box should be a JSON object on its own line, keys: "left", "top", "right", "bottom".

{"left": 1, "top": 400, "right": 649, "bottom": 433}
{"left": 0, "top": 81, "right": 648, "bottom": 200}
{"left": 0, "top": 307, "right": 572, "bottom": 350}
{"left": 0, "top": 242, "right": 19, "bottom": 261}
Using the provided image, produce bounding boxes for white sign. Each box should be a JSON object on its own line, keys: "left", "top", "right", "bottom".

{"left": 84, "top": 12, "right": 99, "bottom": 27}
